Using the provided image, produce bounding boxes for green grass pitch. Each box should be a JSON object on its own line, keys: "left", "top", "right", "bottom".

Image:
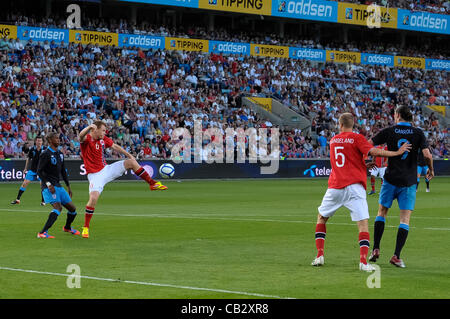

{"left": 0, "top": 177, "right": 449, "bottom": 299}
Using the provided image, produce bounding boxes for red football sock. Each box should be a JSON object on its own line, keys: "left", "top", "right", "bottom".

{"left": 84, "top": 206, "right": 94, "bottom": 228}
{"left": 135, "top": 167, "right": 156, "bottom": 185}
{"left": 315, "top": 223, "right": 326, "bottom": 258}
{"left": 359, "top": 232, "right": 370, "bottom": 264}
{"left": 371, "top": 176, "right": 375, "bottom": 191}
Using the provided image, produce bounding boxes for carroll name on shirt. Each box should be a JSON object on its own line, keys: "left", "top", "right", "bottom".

{"left": 394, "top": 128, "right": 414, "bottom": 134}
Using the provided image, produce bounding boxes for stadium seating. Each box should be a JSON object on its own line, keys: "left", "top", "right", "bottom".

{"left": 0, "top": 14, "right": 448, "bottom": 160}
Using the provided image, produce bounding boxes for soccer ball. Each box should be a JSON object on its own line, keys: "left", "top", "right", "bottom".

{"left": 159, "top": 163, "right": 175, "bottom": 179}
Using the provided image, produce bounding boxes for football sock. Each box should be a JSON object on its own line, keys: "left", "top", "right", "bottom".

{"left": 394, "top": 224, "right": 409, "bottom": 258}
{"left": 426, "top": 179, "right": 429, "bottom": 189}
{"left": 315, "top": 223, "right": 326, "bottom": 258}
{"left": 84, "top": 206, "right": 94, "bottom": 228}
{"left": 135, "top": 167, "right": 156, "bottom": 185}
{"left": 17, "top": 187, "right": 26, "bottom": 200}
{"left": 359, "top": 232, "right": 370, "bottom": 264}
{"left": 370, "top": 177, "right": 375, "bottom": 191}
{"left": 65, "top": 211, "right": 77, "bottom": 230}
{"left": 373, "top": 216, "right": 385, "bottom": 250}
{"left": 41, "top": 209, "right": 60, "bottom": 233}
{"left": 41, "top": 193, "right": 44, "bottom": 202}
{"left": 416, "top": 178, "right": 420, "bottom": 189}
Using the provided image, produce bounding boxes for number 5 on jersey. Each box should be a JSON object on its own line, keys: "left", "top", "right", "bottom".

{"left": 335, "top": 146, "right": 345, "bottom": 167}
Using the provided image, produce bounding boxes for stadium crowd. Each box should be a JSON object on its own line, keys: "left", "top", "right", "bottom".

{"left": 0, "top": 31, "right": 448, "bottom": 161}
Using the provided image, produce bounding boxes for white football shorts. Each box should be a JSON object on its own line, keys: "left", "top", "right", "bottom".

{"left": 88, "top": 160, "right": 127, "bottom": 194}
{"left": 318, "top": 183, "right": 369, "bottom": 222}
{"left": 369, "top": 166, "right": 387, "bottom": 179}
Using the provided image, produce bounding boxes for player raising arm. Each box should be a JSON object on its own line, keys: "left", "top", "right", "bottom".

{"left": 78, "top": 121, "right": 168, "bottom": 239}
{"left": 311, "top": 113, "right": 411, "bottom": 272}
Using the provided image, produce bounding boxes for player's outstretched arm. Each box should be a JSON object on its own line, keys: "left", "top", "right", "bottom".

{"left": 79, "top": 123, "right": 97, "bottom": 143}
{"left": 23, "top": 158, "right": 29, "bottom": 174}
{"left": 61, "top": 159, "right": 72, "bottom": 198}
{"left": 111, "top": 143, "right": 134, "bottom": 160}
{"left": 37, "top": 153, "right": 51, "bottom": 191}
{"left": 423, "top": 148, "right": 434, "bottom": 180}
{"left": 369, "top": 143, "right": 411, "bottom": 158}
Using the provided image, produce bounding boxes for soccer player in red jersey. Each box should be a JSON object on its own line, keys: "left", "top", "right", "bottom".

{"left": 368, "top": 145, "right": 388, "bottom": 195}
{"left": 311, "top": 113, "right": 410, "bottom": 272}
{"left": 78, "top": 121, "right": 167, "bottom": 238}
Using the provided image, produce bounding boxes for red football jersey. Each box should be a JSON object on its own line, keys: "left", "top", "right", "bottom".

{"left": 375, "top": 145, "right": 388, "bottom": 167}
{"left": 328, "top": 132, "right": 374, "bottom": 189}
{"left": 80, "top": 134, "right": 114, "bottom": 174}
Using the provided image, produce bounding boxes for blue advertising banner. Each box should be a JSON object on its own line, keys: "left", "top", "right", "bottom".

{"left": 17, "top": 26, "right": 69, "bottom": 43}
{"left": 272, "top": 0, "right": 338, "bottom": 22}
{"left": 209, "top": 40, "right": 250, "bottom": 56}
{"left": 397, "top": 9, "right": 449, "bottom": 34}
{"left": 2, "top": 159, "right": 450, "bottom": 181}
{"left": 289, "top": 47, "right": 326, "bottom": 62}
{"left": 119, "top": 0, "right": 199, "bottom": 8}
{"left": 118, "top": 34, "right": 165, "bottom": 49}
{"left": 425, "top": 59, "right": 450, "bottom": 71}
{"left": 361, "top": 53, "right": 394, "bottom": 67}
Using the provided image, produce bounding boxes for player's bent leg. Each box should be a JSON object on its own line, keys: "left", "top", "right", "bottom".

{"left": 390, "top": 185, "right": 415, "bottom": 267}
{"left": 357, "top": 218, "right": 369, "bottom": 233}
{"left": 20, "top": 179, "right": 31, "bottom": 192}
{"left": 390, "top": 209, "right": 411, "bottom": 268}
{"left": 373, "top": 181, "right": 394, "bottom": 260}
{"left": 377, "top": 204, "right": 389, "bottom": 219}
{"left": 123, "top": 157, "right": 140, "bottom": 171}
{"left": 87, "top": 191, "right": 100, "bottom": 208}
{"left": 37, "top": 202, "right": 62, "bottom": 238}
{"left": 11, "top": 179, "right": 31, "bottom": 204}
{"left": 370, "top": 204, "right": 389, "bottom": 262}
{"left": 62, "top": 201, "right": 80, "bottom": 235}
{"left": 83, "top": 191, "right": 100, "bottom": 238}
{"left": 356, "top": 219, "right": 375, "bottom": 271}
{"left": 39, "top": 181, "right": 46, "bottom": 206}
{"left": 312, "top": 214, "right": 328, "bottom": 266}
{"left": 369, "top": 170, "right": 377, "bottom": 194}
{"left": 355, "top": 220, "right": 376, "bottom": 272}
{"left": 125, "top": 158, "right": 168, "bottom": 190}
{"left": 345, "top": 188, "right": 375, "bottom": 271}
{"left": 312, "top": 188, "right": 343, "bottom": 266}
{"left": 399, "top": 210, "right": 412, "bottom": 226}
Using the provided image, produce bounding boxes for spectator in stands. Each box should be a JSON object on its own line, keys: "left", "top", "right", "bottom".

{"left": 317, "top": 132, "right": 328, "bottom": 157}
{"left": 0, "top": 18, "right": 448, "bottom": 160}
{"left": 3, "top": 140, "right": 15, "bottom": 158}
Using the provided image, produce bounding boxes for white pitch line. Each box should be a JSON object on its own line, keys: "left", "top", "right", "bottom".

{"left": 1, "top": 208, "right": 449, "bottom": 230}
{"left": 2, "top": 208, "right": 449, "bottom": 220}
{"left": 0, "top": 266, "right": 294, "bottom": 299}
{"left": 0, "top": 208, "right": 366, "bottom": 227}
